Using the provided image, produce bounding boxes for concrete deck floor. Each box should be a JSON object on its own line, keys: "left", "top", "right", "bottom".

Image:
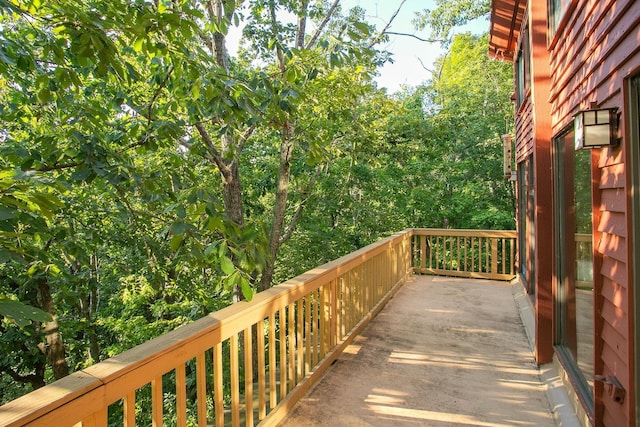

{"left": 279, "top": 275, "right": 559, "bottom": 426}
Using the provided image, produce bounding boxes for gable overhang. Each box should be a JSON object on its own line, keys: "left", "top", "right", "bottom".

{"left": 489, "top": 0, "right": 526, "bottom": 61}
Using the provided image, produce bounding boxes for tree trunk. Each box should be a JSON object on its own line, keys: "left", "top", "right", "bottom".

{"left": 37, "top": 278, "right": 70, "bottom": 380}
{"left": 260, "top": 137, "right": 294, "bottom": 291}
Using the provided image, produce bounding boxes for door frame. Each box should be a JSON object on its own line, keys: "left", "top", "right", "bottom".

{"left": 627, "top": 73, "right": 640, "bottom": 427}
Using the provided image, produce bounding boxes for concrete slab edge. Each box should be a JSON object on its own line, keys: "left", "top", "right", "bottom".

{"left": 510, "top": 280, "right": 582, "bottom": 427}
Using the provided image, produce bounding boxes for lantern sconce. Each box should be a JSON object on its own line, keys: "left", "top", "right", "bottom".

{"left": 574, "top": 107, "right": 619, "bottom": 150}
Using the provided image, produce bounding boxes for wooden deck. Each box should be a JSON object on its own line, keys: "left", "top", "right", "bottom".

{"left": 0, "top": 229, "right": 522, "bottom": 427}
{"left": 280, "top": 275, "right": 556, "bottom": 426}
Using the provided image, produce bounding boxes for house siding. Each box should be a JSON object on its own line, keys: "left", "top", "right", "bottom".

{"left": 515, "top": 96, "right": 534, "bottom": 163}
{"left": 549, "top": 0, "right": 639, "bottom": 132}
{"left": 491, "top": 0, "right": 640, "bottom": 423}
{"left": 547, "top": 0, "right": 640, "bottom": 424}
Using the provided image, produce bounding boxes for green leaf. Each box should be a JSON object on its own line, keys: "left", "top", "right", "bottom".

{"left": 170, "top": 234, "right": 184, "bottom": 251}
{"left": 37, "top": 88, "right": 52, "bottom": 103}
{"left": 0, "top": 206, "right": 14, "bottom": 220}
{"left": 71, "top": 168, "right": 93, "bottom": 182}
{"left": 0, "top": 298, "right": 52, "bottom": 328}
{"left": 239, "top": 276, "right": 253, "bottom": 301}
{"left": 220, "top": 256, "right": 234, "bottom": 275}
{"left": 170, "top": 221, "right": 189, "bottom": 235}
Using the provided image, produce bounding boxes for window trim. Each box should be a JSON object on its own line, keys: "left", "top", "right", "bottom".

{"left": 627, "top": 74, "right": 640, "bottom": 427}
{"left": 515, "top": 26, "right": 531, "bottom": 109}
{"left": 547, "top": 0, "right": 578, "bottom": 48}
{"left": 552, "top": 124, "right": 595, "bottom": 417}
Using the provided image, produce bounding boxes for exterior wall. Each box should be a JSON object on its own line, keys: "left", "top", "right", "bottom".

{"left": 548, "top": 1, "right": 640, "bottom": 425}
{"left": 491, "top": 0, "right": 640, "bottom": 425}
{"left": 528, "top": 0, "right": 555, "bottom": 366}
{"left": 515, "top": 96, "right": 534, "bottom": 162}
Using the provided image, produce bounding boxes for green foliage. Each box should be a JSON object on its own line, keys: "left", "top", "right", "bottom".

{"left": 414, "top": 0, "right": 490, "bottom": 42}
{"left": 0, "top": 0, "right": 514, "bottom": 410}
{"left": 276, "top": 32, "right": 515, "bottom": 281}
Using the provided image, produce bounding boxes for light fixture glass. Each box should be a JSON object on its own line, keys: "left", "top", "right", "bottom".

{"left": 574, "top": 108, "right": 618, "bottom": 149}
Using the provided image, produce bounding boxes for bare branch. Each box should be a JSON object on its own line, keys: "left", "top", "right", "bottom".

{"left": 368, "top": 0, "right": 407, "bottom": 48}
{"left": 194, "top": 122, "right": 230, "bottom": 178}
{"left": 279, "top": 165, "right": 323, "bottom": 245}
{"left": 305, "top": 0, "right": 341, "bottom": 49}
{"left": 384, "top": 31, "right": 444, "bottom": 44}
{"left": 417, "top": 57, "right": 434, "bottom": 74}
{"left": 236, "top": 125, "right": 256, "bottom": 154}
{"left": 296, "top": 1, "right": 310, "bottom": 49}
{"left": 269, "top": 1, "right": 285, "bottom": 72}
{"left": 36, "top": 162, "right": 81, "bottom": 172}
{"left": 147, "top": 66, "right": 174, "bottom": 124}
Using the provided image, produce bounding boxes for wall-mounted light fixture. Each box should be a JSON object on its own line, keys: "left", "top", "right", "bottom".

{"left": 574, "top": 108, "right": 619, "bottom": 149}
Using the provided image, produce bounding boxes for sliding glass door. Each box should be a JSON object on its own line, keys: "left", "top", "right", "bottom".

{"left": 553, "top": 127, "right": 594, "bottom": 407}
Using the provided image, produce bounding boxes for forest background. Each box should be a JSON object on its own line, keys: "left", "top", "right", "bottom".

{"left": 0, "top": 0, "right": 513, "bottom": 403}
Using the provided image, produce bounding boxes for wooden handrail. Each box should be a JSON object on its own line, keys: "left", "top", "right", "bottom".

{"left": 411, "top": 228, "right": 517, "bottom": 281}
{"left": 0, "top": 230, "right": 413, "bottom": 427}
{"left": 0, "top": 228, "right": 517, "bottom": 426}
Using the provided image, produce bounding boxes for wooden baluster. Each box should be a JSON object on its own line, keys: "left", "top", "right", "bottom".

{"left": 80, "top": 408, "right": 107, "bottom": 427}
{"left": 484, "top": 237, "right": 489, "bottom": 273}
{"left": 257, "top": 319, "right": 266, "bottom": 420}
{"left": 471, "top": 237, "right": 476, "bottom": 272}
{"left": 244, "top": 327, "right": 253, "bottom": 427}
{"left": 511, "top": 237, "right": 516, "bottom": 275}
{"left": 279, "top": 308, "right": 287, "bottom": 399}
{"left": 463, "top": 235, "right": 469, "bottom": 273}
{"left": 268, "top": 314, "right": 276, "bottom": 409}
{"left": 230, "top": 334, "right": 240, "bottom": 427}
{"left": 287, "top": 303, "right": 295, "bottom": 391}
{"left": 196, "top": 353, "right": 207, "bottom": 427}
{"left": 344, "top": 275, "right": 352, "bottom": 333}
{"left": 304, "top": 296, "right": 311, "bottom": 376}
{"left": 491, "top": 238, "right": 498, "bottom": 275}
{"left": 337, "top": 277, "right": 343, "bottom": 339}
{"left": 214, "top": 342, "right": 224, "bottom": 427}
{"left": 457, "top": 236, "right": 461, "bottom": 271}
{"left": 176, "top": 364, "right": 187, "bottom": 427}
{"left": 124, "top": 391, "right": 136, "bottom": 427}
{"left": 296, "top": 299, "right": 304, "bottom": 383}
{"left": 319, "top": 286, "right": 328, "bottom": 360}
{"left": 152, "top": 376, "right": 163, "bottom": 427}
{"left": 330, "top": 280, "right": 338, "bottom": 348}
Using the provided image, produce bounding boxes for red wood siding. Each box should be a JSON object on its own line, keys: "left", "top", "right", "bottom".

{"left": 515, "top": 95, "right": 534, "bottom": 163}
{"left": 549, "top": 0, "right": 640, "bottom": 131}
{"left": 490, "top": 0, "right": 640, "bottom": 423}
{"left": 548, "top": 0, "right": 640, "bottom": 424}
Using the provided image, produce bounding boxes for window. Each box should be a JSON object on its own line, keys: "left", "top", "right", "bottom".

{"left": 515, "top": 28, "right": 530, "bottom": 108}
{"left": 553, "top": 127, "right": 594, "bottom": 410}
{"left": 548, "top": 0, "right": 572, "bottom": 36}
{"left": 629, "top": 74, "right": 640, "bottom": 427}
{"left": 517, "top": 156, "right": 535, "bottom": 294}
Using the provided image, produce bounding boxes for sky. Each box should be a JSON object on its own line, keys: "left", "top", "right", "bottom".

{"left": 342, "top": 0, "right": 443, "bottom": 92}
{"left": 342, "top": 0, "right": 490, "bottom": 92}
{"left": 227, "top": 1, "right": 490, "bottom": 93}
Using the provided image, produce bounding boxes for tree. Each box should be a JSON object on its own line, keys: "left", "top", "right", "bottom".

{"left": 421, "top": 32, "right": 515, "bottom": 229}
{"left": 0, "top": 0, "right": 383, "bottom": 400}
{"left": 414, "top": 0, "right": 490, "bottom": 42}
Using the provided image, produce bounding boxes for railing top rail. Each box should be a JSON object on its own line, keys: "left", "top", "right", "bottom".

{"left": 410, "top": 228, "right": 516, "bottom": 238}
{"left": 0, "top": 227, "right": 517, "bottom": 426}
{"left": 0, "top": 229, "right": 412, "bottom": 426}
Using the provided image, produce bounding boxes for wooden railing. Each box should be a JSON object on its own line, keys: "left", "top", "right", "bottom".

{"left": 0, "top": 230, "right": 413, "bottom": 427}
{"left": 0, "top": 229, "right": 516, "bottom": 427}
{"left": 411, "top": 229, "right": 517, "bottom": 281}
{"left": 575, "top": 233, "right": 593, "bottom": 289}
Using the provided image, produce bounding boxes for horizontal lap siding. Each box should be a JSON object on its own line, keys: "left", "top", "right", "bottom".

{"left": 549, "top": 0, "right": 640, "bottom": 130}
{"left": 515, "top": 96, "right": 534, "bottom": 163}
{"left": 548, "top": 0, "right": 640, "bottom": 424}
